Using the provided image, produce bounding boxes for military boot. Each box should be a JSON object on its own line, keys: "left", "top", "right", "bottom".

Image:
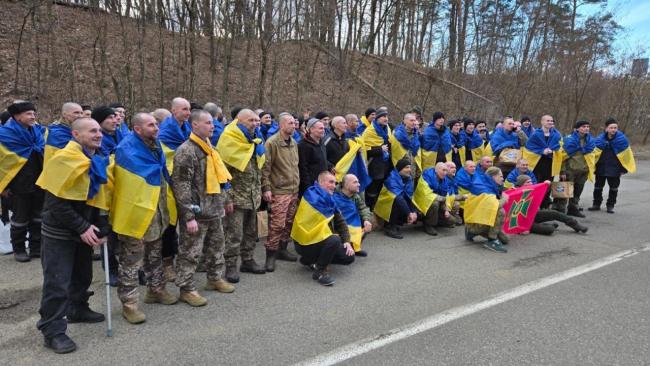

{"left": 276, "top": 241, "right": 298, "bottom": 262}
{"left": 225, "top": 265, "right": 240, "bottom": 283}
{"left": 10, "top": 226, "right": 30, "bottom": 262}
{"left": 423, "top": 225, "right": 438, "bottom": 236}
{"left": 122, "top": 302, "right": 146, "bottom": 324}
{"left": 265, "top": 250, "right": 277, "bottom": 272}
{"left": 240, "top": 259, "right": 266, "bottom": 274}
{"left": 144, "top": 287, "right": 178, "bottom": 305}
{"left": 162, "top": 257, "right": 176, "bottom": 282}
{"left": 179, "top": 291, "right": 207, "bottom": 307}
{"left": 204, "top": 279, "right": 235, "bottom": 293}
{"left": 497, "top": 231, "right": 510, "bottom": 245}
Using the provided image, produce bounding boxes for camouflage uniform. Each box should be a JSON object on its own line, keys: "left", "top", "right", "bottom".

{"left": 172, "top": 138, "right": 228, "bottom": 292}
{"left": 117, "top": 177, "right": 170, "bottom": 304}
{"left": 224, "top": 155, "right": 262, "bottom": 267}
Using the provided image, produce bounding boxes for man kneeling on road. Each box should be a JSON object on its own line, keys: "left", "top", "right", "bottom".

{"left": 291, "top": 171, "right": 355, "bottom": 286}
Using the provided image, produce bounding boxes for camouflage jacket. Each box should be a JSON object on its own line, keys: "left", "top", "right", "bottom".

{"left": 335, "top": 187, "right": 372, "bottom": 223}
{"left": 226, "top": 155, "right": 261, "bottom": 210}
{"left": 172, "top": 139, "right": 228, "bottom": 222}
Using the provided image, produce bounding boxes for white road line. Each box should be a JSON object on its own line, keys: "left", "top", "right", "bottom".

{"left": 293, "top": 244, "right": 650, "bottom": 366}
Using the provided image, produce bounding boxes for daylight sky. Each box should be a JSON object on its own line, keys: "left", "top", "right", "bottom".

{"left": 599, "top": 0, "right": 650, "bottom": 58}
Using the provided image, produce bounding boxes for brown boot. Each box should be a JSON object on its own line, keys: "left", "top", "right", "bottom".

{"left": 204, "top": 279, "right": 235, "bottom": 293}
{"left": 122, "top": 302, "right": 146, "bottom": 324}
{"left": 179, "top": 290, "right": 207, "bottom": 307}
{"left": 162, "top": 257, "right": 176, "bottom": 283}
{"left": 144, "top": 287, "right": 178, "bottom": 305}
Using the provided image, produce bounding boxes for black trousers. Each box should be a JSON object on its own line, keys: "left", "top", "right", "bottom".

{"left": 533, "top": 157, "right": 554, "bottom": 209}
{"left": 295, "top": 235, "right": 354, "bottom": 270}
{"left": 389, "top": 195, "right": 412, "bottom": 226}
{"left": 593, "top": 175, "right": 620, "bottom": 208}
{"left": 9, "top": 191, "right": 43, "bottom": 254}
{"left": 161, "top": 224, "right": 178, "bottom": 258}
{"left": 37, "top": 236, "right": 93, "bottom": 338}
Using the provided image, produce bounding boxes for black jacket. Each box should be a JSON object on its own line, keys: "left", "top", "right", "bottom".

{"left": 41, "top": 192, "right": 109, "bottom": 242}
{"left": 595, "top": 139, "right": 626, "bottom": 177}
{"left": 298, "top": 137, "right": 331, "bottom": 196}
{"left": 324, "top": 131, "right": 349, "bottom": 167}
{"left": 8, "top": 151, "right": 43, "bottom": 194}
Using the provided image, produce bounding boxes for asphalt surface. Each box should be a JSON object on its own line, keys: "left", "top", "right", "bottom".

{"left": 1, "top": 161, "right": 649, "bottom": 366}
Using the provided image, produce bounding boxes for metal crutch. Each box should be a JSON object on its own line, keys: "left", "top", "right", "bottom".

{"left": 102, "top": 241, "right": 113, "bottom": 337}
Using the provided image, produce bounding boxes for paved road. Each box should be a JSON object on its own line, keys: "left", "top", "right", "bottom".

{"left": 1, "top": 162, "right": 649, "bottom": 366}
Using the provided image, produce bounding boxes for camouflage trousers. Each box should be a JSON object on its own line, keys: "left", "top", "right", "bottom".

{"left": 224, "top": 208, "right": 257, "bottom": 267}
{"left": 175, "top": 217, "right": 226, "bottom": 292}
{"left": 424, "top": 201, "right": 457, "bottom": 228}
{"left": 266, "top": 194, "right": 298, "bottom": 251}
{"left": 117, "top": 234, "right": 164, "bottom": 304}
{"left": 466, "top": 207, "right": 506, "bottom": 240}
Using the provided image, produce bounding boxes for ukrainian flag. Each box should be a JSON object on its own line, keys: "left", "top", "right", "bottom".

{"left": 522, "top": 128, "right": 564, "bottom": 177}
{"left": 0, "top": 118, "right": 45, "bottom": 192}
{"left": 390, "top": 124, "right": 422, "bottom": 170}
{"left": 412, "top": 168, "right": 445, "bottom": 214}
{"left": 110, "top": 132, "right": 173, "bottom": 239}
{"left": 158, "top": 115, "right": 191, "bottom": 173}
{"left": 460, "top": 130, "right": 484, "bottom": 164}
{"left": 217, "top": 120, "right": 266, "bottom": 171}
{"left": 36, "top": 140, "right": 112, "bottom": 210}
{"left": 464, "top": 172, "right": 500, "bottom": 226}
{"left": 421, "top": 124, "right": 452, "bottom": 169}
{"left": 335, "top": 138, "right": 371, "bottom": 191}
{"left": 291, "top": 184, "right": 336, "bottom": 245}
{"left": 332, "top": 191, "right": 363, "bottom": 251}
{"left": 485, "top": 127, "right": 521, "bottom": 158}
{"left": 361, "top": 120, "right": 391, "bottom": 160}
{"left": 44, "top": 123, "right": 73, "bottom": 164}
{"left": 374, "top": 169, "right": 414, "bottom": 222}
{"left": 594, "top": 131, "right": 636, "bottom": 174}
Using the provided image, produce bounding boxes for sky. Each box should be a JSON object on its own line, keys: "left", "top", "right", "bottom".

{"left": 597, "top": 0, "right": 650, "bottom": 58}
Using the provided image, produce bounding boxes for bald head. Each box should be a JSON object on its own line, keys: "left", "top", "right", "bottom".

{"left": 61, "top": 102, "right": 83, "bottom": 124}
{"left": 464, "top": 160, "right": 476, "bottom": 174}
{"left": 132, "top": 112, "right": 159, "bottom": 142}
{"left": 434, "top": 162, "right": 449, "bottom": 179}
{"left": 480, "top": 156, "right": 493, "bottom": 170}
{"left": 151, "top": 108, "right": 171, "bottom": 123}
{"left": 71, "top": 117, "right": 102, "bottom": 152}
{"left": 236, "top": 108, "right": 260, "bottom": 131}
{"left": 445, "top": 161, "right": 457, "bottom": 176}
{"left": 331, "top": 116, "right": 347, "bottom": 135}
{"left": 317, "top": 171, "right": 337, "bottom": 194}
{"left": 171, "top": 97, "right": 191, "bottom": 124}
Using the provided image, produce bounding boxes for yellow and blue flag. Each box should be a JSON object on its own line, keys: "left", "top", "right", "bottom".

{"left": 335, "top": 138, "right": 371, "bottom": 191}
{"left": 356, "top": 115, "right": 372, "bottom": 135}
{"left": 159, "top": 115, "right": 191, "bottom": 173}
{"left": 217, "top": 121, "right": 266, "bottom": 171}
{"left": 412, "top": 168, "right": 449, "bottom": 214}
{"left": 460, "top": 130, "right": 484, "bottom": 164}
{"left": 291, "top": 184, "right": 336, "bottom": 245}
{"left": 0, "top": 118, "right": 45, "bottom": 192}
{"left": 421, "top": 124, "right": 452, "bottom": 169}
{"left": 36, "top": 140, "right": 112, "bottom": 210}
{"left": 505, "top": 169, "right": 537, "bottom": 189}
{"left": 593, "top": 131, "right": 636, "bottom": 174}
{"left": 390, "top": 124, "right": 422, "bottom": 170}
{"left": 110, "top": 132, "right": 173, "bottom": 239}
{"left": 44, "top": 123, "right": 73, "bottom": 164}
{"left": 562, "top": 130, "right": 596, "bottom": 181}
{"left": 374, "top": 169, "right": 414, "bottom": 222}
{"left": 361, "top": 120, "right": 391, "bottom": 160}
{"left": 485, "top": 127, "right": 522, "bottom": 157}
{"left": 464, "top": 171, "right": 501, "bottom": 226}
{"left": 522, "top": 128, "right": 563, "bottom": 177}
{"left": 332, "top": 191, "right": 363, "bottom": 251}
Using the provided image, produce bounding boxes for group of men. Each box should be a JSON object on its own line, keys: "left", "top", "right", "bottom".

{"left": 0, "top": 99, "right": 636, "bottom": 354}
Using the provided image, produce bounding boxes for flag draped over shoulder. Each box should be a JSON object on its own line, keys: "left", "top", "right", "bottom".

{"left": 390, "top": 124, "right": 421, "bottom": 170}
{"left": 522, "top": 128, "right": 563, "bottom": 176}
{"left": 421, "top": 124, "right": 452, "bottom": 168}
{"left": 374, "top": 169, "right": 413, "bottom": 222}
{"left": 502, "top": 183, "right": 548, "bottom": 234}
{"left": 260, "top": 121, "right": 279, "bottom": 141}
{"left": 335, "top": 138, "right": 371, "bottom": 191}
{"left": 291, "top": 184, "right": 336, "bottom": 245}
{"left": 562, "top": 131, "right": 596, "bottom": 181}
{"left": 505, "top": 169, "right": 537, "bottom": 188}
{"left": 189, "top": 132, "right": 231, "bottom": 194}
{"left": 460, "top": 130, "right": 484, "bottom": 163}
{"left": 593, "top": 131, "right": 636, "bottom": 174}
{"left": 0, "top": 119, "right": 45, "bottom": 192}
{"left": 210, "top": 118, "right": 225, "bottom": 146}
{"left": 521, "top": 125, "right": 536, "bottom": 137}
{"left": 356, "top": 115, "right": 372, "bottom": 135}
{"left": 485, "top": 127, "right": 520, "bottom": 156}
{"left": 361, "top": 120, "right": 391, "bottom": 161}
{"left": 464, "top": 172, "right": 501, "bottom": 226}
{"left": 36, "top": 140, "right": 112, "bottom": 210}
{"left": 44, "top": 123, "right": 73, "bottom": 164}
{"left": 412, "top": 168, "right": 448, "bottom": 214}
{"left": 116, "top": 122, "right": 130, "bottom": 140}
{"left": 159, "top": 115, "right": 191, "bottom": 173}
{"left": 332, "top": 191, "right": 362, "bottom": 251}
{"left": 110, "top": 133, "right": 172, "bottom": 239}
{"left": 455, "top": 168, "right": 474, "bottom": 192}
{"left": 100, "top": 133, "right": 121, "bottom": 157}
{"left": 217, "top": 121, "right": 266, "bottom": 171}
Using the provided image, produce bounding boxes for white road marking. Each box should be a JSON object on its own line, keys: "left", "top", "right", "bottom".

{"left": 293, "top": 244, "right": 650, "bottom": 366}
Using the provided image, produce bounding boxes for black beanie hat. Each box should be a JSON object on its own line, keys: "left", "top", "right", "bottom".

{"left": 190, "top": 102, "right": 203, "bottom": 111}
{"left": 605, "top": 117, "right": 617, "bottom": 127}
{"left": 447, "top": 119, "right": 461, "bottom": 128}
{"left": 259, "top": 111, "right": 271, "bottom": 119}
{"left": 520, "top": 115, "right": 531, "bottom": 123}
{"left": 91, "top": 106, "right": 115, "bottom": 124}
{"left": 395, "top": 159, "right": 411, "bottom": 172}
{"left": 574, "top": 120, "right": 590, "bottom": 129}
{"left": 432, "top": 111, "right": 445, "bottom": 122}
{"left": 314, "top": 111, "right": 329, "bottom": 120}
{"left": 462, "top": 117, "right": 475, "bottom": 129}
{"left": 375, "top": 110, "right": 388, "bottom": 119}
{"left": 0, "top": 111, "right": 11, "bottom": 124}
{"left": 364, "top": 108, "right": 376, "bottom": 118}
{"left": 108, "top": 102, "right": 125, "bottom": 109}
{"left": 81, "top": 104, "right": 92, "bottom": 111}
{"left": 231, "top": 106, "right": 242, "bottom": 120}
{"left": 7, "top": 101, "right": 36, "bottom": 116}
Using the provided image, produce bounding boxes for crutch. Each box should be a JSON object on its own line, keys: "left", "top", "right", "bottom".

{"left": 102, "top": 241, "right": 113, "bottom": 337}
